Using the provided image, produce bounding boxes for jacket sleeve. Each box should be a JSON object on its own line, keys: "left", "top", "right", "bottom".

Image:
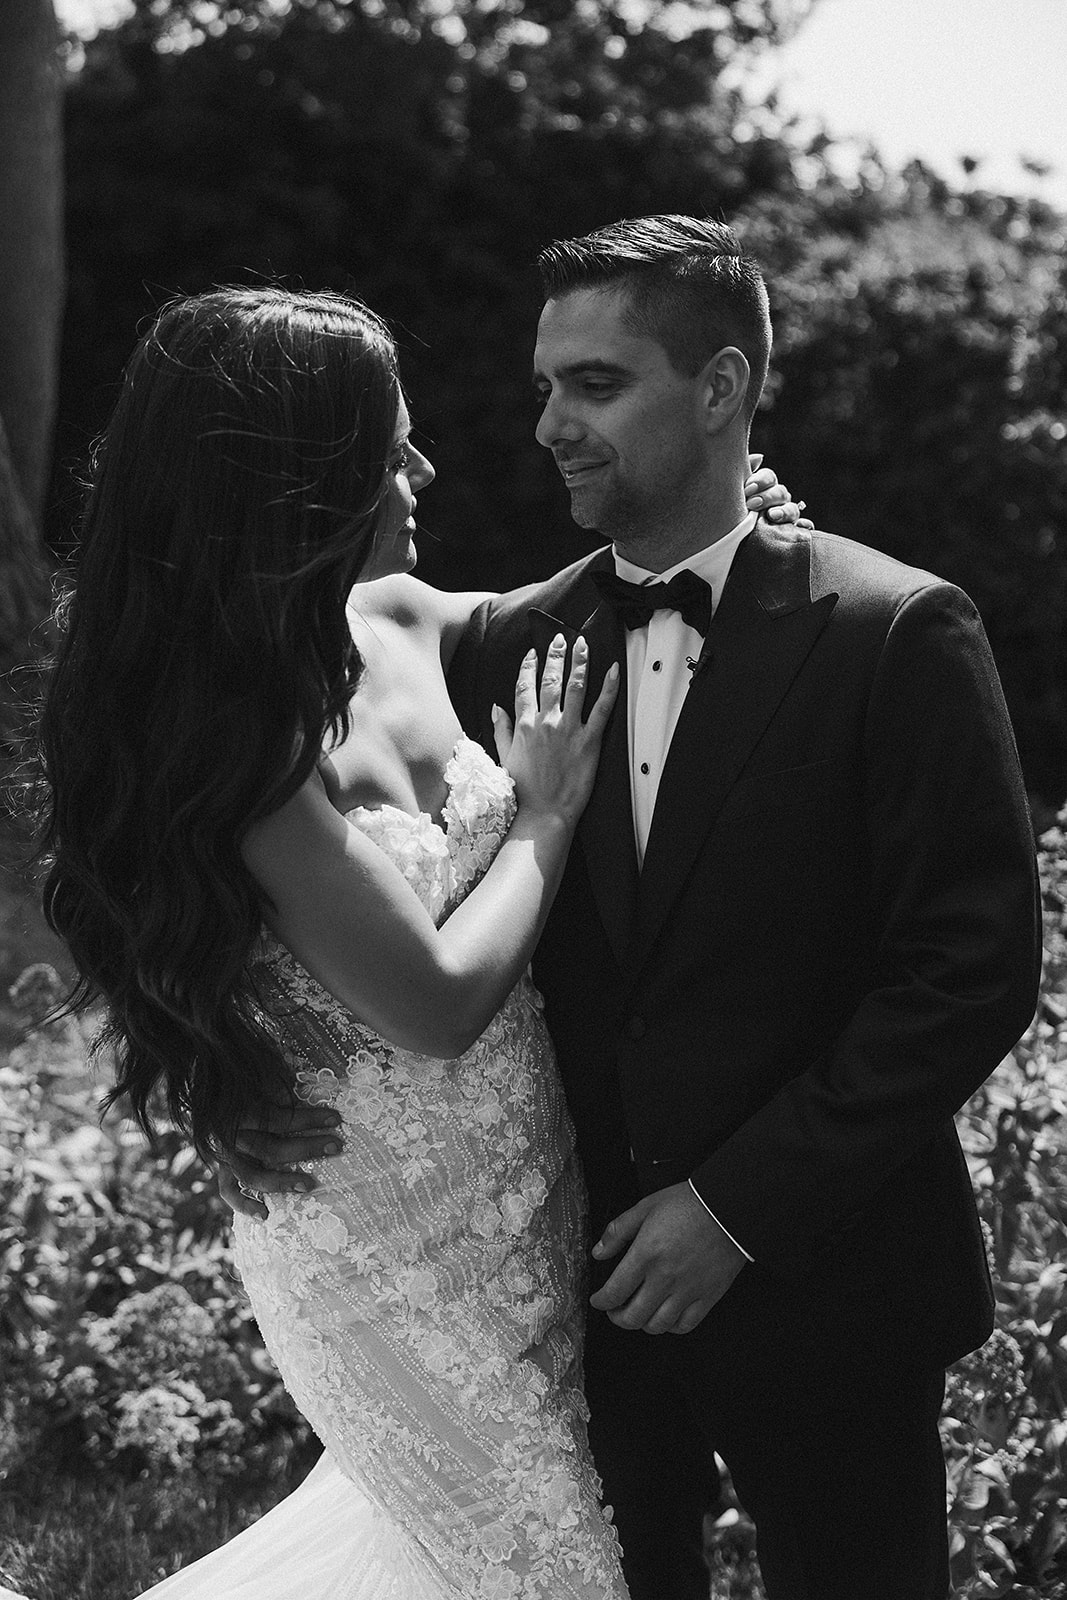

{"left": 690, "top": 581, "right": 1041, "bottom": 1267}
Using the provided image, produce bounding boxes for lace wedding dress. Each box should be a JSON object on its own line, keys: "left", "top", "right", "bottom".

{"left": 145, "top": 738, "right": 628, "bottom": 1600}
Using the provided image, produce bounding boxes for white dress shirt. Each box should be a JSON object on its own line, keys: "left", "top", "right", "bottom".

{"left": 613, "top": 511, "right": 758, "bottom": 1262}
{"left": 616, "top": 512, "right": 756, "bottom": 870}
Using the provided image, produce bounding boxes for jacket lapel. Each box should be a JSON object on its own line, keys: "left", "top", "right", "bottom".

{"left": 574, "top": 596, "right": 637, "bottom": 970}
{"left": 630, "top": 526, "right": 838, "bottom": 975}
{"left": 526, "top": 557, "right": 638, "bottom": 971}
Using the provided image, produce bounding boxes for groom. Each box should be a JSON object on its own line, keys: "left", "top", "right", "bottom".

{"left": 228, "top": 216, "right": 1039, "bottom": 1597}
{"left": 442, "top": 215, "right": 1040, "bottom": 1599}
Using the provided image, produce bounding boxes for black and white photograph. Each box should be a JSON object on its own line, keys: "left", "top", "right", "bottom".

{"left": 1, "top": 2, "right": 1065, "bottom": 1596}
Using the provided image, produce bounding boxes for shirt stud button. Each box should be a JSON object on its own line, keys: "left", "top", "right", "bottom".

{"left": 640, "top": 762, "right": 650, "bottom": 775}
{"left": 652, "top": 660, "right": 662, "bottom": 672}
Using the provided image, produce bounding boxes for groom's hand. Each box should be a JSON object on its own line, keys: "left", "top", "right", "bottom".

{"left": 589, "top": 1182, "right": 746, "bottom": 1336}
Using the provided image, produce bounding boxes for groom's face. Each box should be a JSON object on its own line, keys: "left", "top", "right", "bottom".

{"left": 533, "top": 285, "right": 709, "bottom": 550}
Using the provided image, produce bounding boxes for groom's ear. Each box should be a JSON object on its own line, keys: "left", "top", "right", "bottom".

{"left": 699, "top": 346, "right": 750, "bottom": 436}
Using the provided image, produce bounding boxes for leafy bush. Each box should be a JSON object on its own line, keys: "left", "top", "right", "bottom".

{"left": 0, "top": 963, "right": 312, "bottom": 1497}
{"left": 943, "top": 815, "right": 1067, "bottom": 1597}
{"left": 3, "top": 815, "right": 1067, "bottom": 1599}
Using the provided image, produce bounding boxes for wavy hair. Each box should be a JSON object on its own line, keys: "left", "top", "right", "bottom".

{"left": 38, "top": 287, "right": 401, "bottom": 1158}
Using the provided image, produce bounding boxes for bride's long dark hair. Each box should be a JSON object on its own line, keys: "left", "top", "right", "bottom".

{"left": 38, "top": 287, "right": 401, "bottom": 1158}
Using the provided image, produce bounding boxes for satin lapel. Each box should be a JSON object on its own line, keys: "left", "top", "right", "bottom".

{"left": 574, "top": 597, "right": 637, "bottom": 971}
{"left": 630, "top": 527, "right": 838, "bottom": 976}
{"left": 528, "top": 607, "right": 578, "bottom": 661}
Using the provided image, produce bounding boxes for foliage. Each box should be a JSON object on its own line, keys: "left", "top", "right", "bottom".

{"left": 2, "top": 813, "right": 1067, "bottom": 1597}
{"left": 0, "top": 963, "right": 313, "bottom": 1502}
{"left": 942, "top": 812, "right": 1067, "bottom": 1597}
{"left": 747, "top": 171, "right": 1067, "bottom": 805}
{"left": 49, "top": 0, "right": 1067, "bottom": 806}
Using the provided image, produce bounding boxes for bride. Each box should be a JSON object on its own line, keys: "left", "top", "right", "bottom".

{"left": 36, "top": 286, "right": 798, "bottom": 1598}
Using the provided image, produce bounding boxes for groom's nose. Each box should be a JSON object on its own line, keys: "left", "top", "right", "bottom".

{"left": 535, "top": 390, "right": 583, "bottom": 450}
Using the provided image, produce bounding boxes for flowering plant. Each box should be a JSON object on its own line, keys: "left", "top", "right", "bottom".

{"left": 0, "top": 966, "right": 310, "bottom": 1487}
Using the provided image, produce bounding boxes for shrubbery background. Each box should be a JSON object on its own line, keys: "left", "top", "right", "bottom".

{"left": 1, "top": 3, "right": 1066, "bottom": 1595}
{"left": 1, "top": 807, "right": 1066, "bottom": 1599}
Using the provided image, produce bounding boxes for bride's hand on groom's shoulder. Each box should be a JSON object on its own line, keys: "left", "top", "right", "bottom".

{"left": 745, "top": 454, "right": 813, "bottom": 529}
{"left": 214, "top": 1102, "right": 345, "bottom": 1220}
{"left": 589, "top": 1182, "right": 746, "bottom": 1337}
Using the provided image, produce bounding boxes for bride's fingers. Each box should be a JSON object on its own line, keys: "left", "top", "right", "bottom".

{"left": 538, "top": 633, "right": 568, "bottom": 715}
{"left": 491, "top": 703, "right": 513, "bottom": 765}
{"left": 513, "top": 647, "right": 538, "bottom": 724}
{"left": 746, "top": 476, "right": 791, "bottom": 514}
{"left": 744, "top": 463, "right": 776, "bottom": 492}
{"left": 217, "top": 1163, "right": 268, "bottom": 1220}
{"left": 766, "top": 498, "right": 803, "bottom": 525}
{"left": 583, "top": 661, "right": 621, "bottom": 736}
{"left": 755, "top": 478, "right": 789, "bottom": 504}
{"left": 560, "top": 635, "right": 589, "bottom": 722}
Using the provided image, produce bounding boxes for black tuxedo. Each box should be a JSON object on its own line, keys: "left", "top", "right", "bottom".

{"left": 449, "top": 524, "right": 1040, "bottom": 1598}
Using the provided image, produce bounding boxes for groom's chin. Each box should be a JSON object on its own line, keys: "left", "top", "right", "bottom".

{"left": 566, "top": 492, "right": 606, "bottom": 534}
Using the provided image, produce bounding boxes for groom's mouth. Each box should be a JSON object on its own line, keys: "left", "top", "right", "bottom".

{"left": 557, "top": 459, "right": 607, "bottom": 485}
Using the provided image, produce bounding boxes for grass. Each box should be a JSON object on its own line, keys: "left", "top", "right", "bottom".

{"left": 0, "top": 1458, "right": 319, "bottom": 1600}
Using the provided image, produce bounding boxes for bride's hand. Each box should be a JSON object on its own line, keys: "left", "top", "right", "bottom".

{"left": 493, "top": 634, "right": 619, "bottom": 829}
{"left": 745, "top": 453, "right": 813, "bottom": 528}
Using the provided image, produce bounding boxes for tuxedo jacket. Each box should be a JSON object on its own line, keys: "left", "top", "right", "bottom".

{"left": 449, "top": 524, "right": 1040, "bottom": 1371}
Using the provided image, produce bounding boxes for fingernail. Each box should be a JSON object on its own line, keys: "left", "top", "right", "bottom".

{"left": 750, "top": 453, "right": 764, "bottom": 469}
{"left": 607, "top": 662, "right": 620, "bottom": 680}
{"left": 744, "top": 478, "right": 758, "bottom": 493}
{"left": 592, "top": 1240, "right": 605, "bottom": 1256}
{"left": 323, "top": 1141, "right": 342, "bottom": 1156}
{"left": 551, "top": 633, "right": 565, "bottom": 649}
{"left": 750, "top": 495, "right": 763, "bottom": 508}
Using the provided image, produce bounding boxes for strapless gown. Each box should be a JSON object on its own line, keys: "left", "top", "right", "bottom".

{"left": 143, "top": 738, "right": 628, "bottom": 1600}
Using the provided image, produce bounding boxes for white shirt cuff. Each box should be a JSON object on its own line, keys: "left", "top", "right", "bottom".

{"left": 687, "top": 1179, "right": 754, "bottom": 1262}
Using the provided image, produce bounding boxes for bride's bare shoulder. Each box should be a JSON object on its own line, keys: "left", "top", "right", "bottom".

{"left": 350, "top": 575, "right": 497, "bottom": 636}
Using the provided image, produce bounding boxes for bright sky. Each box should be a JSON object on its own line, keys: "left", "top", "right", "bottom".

{"left": 743, "top": 0, "right": 1067, "bottom": 211}
{"left": 58, "top": 0, "right": 1067, "bottom": 214}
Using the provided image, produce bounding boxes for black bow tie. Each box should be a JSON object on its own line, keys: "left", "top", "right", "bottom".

{"left": 592, "top": 567, "right": 713, "bottom": 635}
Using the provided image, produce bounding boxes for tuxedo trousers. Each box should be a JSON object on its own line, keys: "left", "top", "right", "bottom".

{"left": 583, "top": 1170, "right": 951, "bottom": 1600}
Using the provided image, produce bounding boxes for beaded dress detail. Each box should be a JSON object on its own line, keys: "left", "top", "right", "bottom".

{"left": 147, "top": 738, "right": 627, "bottom": 1600}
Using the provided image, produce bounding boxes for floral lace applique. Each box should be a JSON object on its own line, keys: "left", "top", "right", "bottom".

{"left": 237, "top": 737, "right": 627, "bottom": 1598}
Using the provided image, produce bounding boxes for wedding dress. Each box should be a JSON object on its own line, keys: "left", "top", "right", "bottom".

{"left": 145, "top": 738, "right": 628, "bottom": 1600}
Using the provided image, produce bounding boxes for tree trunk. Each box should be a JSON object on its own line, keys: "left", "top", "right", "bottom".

{"left": 0, "top": 0, "right": 63, "bottom": 792}
{"left": 0, "top": 0, "right": 65, "bottom": 526}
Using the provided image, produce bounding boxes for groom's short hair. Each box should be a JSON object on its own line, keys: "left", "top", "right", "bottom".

{"left": 537, "top": 215, "right": 772, "bottom": 419}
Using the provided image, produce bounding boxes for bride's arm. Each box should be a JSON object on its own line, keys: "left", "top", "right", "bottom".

{"left": 349, "top": 574, "right": 496, "bottom": 664}
{"left": 242, "top": 638, "right": 617, "bottom": 1060}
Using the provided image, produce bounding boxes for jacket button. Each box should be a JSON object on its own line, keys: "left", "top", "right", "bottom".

{"left": 627, "top": 1016, "right": 646, "bottom": 1039}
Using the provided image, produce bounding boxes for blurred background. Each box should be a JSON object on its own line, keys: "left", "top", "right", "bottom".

{"left": 3, "top": 8, "right": 1067, "bottom": 1596}
{"left": 2, "top": 0, "right": 1066, "bottom": 815}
